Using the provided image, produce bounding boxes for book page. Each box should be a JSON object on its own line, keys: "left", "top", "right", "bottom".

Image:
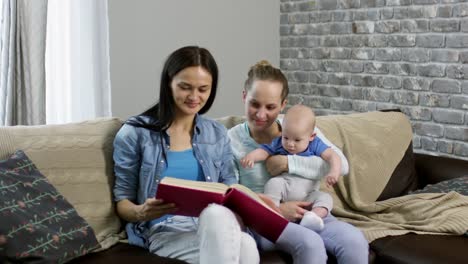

{"left": 231, "top": 184, "right": 283, "bottom": 217}
{"left": 159, "top": 177, "right": 228, "bottom": 194}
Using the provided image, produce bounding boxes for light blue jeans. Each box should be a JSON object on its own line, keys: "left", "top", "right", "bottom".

{"left": 257, "top": 214, "right": 369, "bottom": 264}
{"left": 147, "top": 204, "right": 259, "bottom": 264}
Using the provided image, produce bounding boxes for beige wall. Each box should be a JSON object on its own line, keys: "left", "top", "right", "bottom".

{"left": 108, "top": 0, "right": 280, "bottom": 119}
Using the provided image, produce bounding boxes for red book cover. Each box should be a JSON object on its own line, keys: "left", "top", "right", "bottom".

{"left": 155, "top": 177, "right": 288, "bottom": 243}
{"left": 155, "top": 182, "right": 225, "bottom": 217}
{"left": 223, "top": 188, "right": 288, "bottom": 243}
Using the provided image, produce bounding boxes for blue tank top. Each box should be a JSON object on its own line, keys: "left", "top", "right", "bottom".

{"left": 150, "top": 148, "right": 204, "bottom": 226}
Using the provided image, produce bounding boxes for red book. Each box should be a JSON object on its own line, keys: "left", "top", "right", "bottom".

{"left": 156, "top": 177, "right": 289, "bottom": 243}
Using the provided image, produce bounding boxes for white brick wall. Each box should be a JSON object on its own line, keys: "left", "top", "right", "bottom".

{"left": 280, "top": 0, "right": 468, "bottom": 159}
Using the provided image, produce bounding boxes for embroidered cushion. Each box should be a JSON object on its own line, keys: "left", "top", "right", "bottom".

{"left": 410, "top": 176, "right": 468, "bottom": 196}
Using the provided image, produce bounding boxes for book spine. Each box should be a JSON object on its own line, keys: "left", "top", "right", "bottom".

{"left": 224, "top": 189, "right": 288, "bottom": 243}
{"left": 156, "top": 184, "right": 225, "bottom": 217}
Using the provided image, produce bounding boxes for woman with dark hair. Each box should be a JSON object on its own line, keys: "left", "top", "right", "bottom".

{"left": 112, "top": 46, "right": 259, "bottom": 263}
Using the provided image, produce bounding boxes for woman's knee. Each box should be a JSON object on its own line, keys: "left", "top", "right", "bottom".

{"left": 324, "top": 220, "right": 369, "bottom": 263}
{"left": 292, "top": 230, "right": 327, "bottom": 263}
{"left": 278, "top": 223, "right": 327, "bottom": 259}
{"left": 339, "top": 228, "right": 368, "bottom": 251}
{"left": 335, "top": 230, "right": 368, "bottom": 264}
{"left": 199, "top": 204, "right": 238, "bottom": 230}
{"left": 239, "top": 233, "right": 260, "bottom": 264}
{"left": 300, "top": 230, "right": 326, "bottom": 252}
{"left": 332, "top": 221, "right": 367, "bottom": 246}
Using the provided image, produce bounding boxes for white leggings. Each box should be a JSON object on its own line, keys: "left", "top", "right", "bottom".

{"left": 148, "top": 204, "right": 259, "bottom": 264}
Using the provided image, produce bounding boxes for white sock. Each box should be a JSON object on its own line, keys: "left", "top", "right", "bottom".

{"left": 300, "top": 211, "right": 324, "bottom": 231}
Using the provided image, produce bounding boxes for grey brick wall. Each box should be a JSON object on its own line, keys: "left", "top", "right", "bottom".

{"left": 280, "top": 0, "right": 468, "bottom": 160}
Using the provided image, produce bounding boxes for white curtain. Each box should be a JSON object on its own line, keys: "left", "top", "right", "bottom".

{"left": 46, "top": 0, "right": 111, "bottom": 124}
{"left": 0, "top": 0, "right": 48, "bottom": 126}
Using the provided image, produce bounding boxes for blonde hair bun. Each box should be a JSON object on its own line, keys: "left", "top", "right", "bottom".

{"left": 244, "top": 59, "right": 289, "bottom": 101}
{"left": 255, "top": 60, "right": 272, "bottom": 67}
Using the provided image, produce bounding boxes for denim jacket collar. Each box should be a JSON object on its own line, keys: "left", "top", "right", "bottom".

{"left": 127, "top": 113, "right": 204, "bottom": 144}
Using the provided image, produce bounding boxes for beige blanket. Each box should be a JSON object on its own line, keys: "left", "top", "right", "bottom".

{"left": 316, "top": 111, "right": 468, "bottom": 242}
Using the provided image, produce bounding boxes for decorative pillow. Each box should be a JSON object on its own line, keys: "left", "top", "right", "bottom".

{"left": 0, "top": 117, "right": 124, "bottom": 250}
{"left": 409, "top": 176, "right": 468, "bottom": 196}
{"left": 0, "top": 150, "right": 100, "bottom": 263}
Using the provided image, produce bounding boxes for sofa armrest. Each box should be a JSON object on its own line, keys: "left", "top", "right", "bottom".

{"left": 414, "top": 153, "right": 468, "bottom": 187}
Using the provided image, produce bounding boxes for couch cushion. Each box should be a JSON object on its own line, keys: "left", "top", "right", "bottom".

{"left": 68, "top": 243, "right": 187, "bottom": 264}
{"left": 376, "top": 142, "right": 418, "bottom": 201}
{"left": 370, "top": 234, "right": 467, "bottom": 264}
{"left": 415, "top": 153, "right": 468, "bottom": 186}
{"left": 215, "top": 115, "right": 246, "bottom": 130}
{"left": 0, "top": 118, "right": 124, "bottom": 250}
{"left": 0, "top": 150, "right": 100, "bottom": 262}
{"left": 375, "top": 109, "right": 418, "bottom": 201}
{"left": 410, "top": 176, "right": 468, "bottom": 196}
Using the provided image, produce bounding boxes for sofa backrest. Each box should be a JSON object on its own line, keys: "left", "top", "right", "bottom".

{"left": 215, "top": 113, "right": 418, "bottom": 201}
{"left": 0, "top": 117, "right": 124, "bottom": 250}
{"left": 0, "top": 112, "right": 418, "bottom": 251}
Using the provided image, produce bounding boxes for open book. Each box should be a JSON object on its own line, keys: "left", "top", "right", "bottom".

{"left": 156, "top": 177, "right": 289, "bottom": 243}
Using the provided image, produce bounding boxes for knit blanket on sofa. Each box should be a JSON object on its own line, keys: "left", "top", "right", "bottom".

{"left": 316, "top": 111, "right": 468, "bottom": 242}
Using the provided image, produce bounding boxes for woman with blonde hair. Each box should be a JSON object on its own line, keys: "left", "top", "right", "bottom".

{"left": 228, "top": 60, "right": 369, "bottom": 263}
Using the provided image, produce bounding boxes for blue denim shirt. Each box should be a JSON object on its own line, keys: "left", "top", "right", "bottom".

{"left": 113, "top": 114, "right": 237, "bottom": 248}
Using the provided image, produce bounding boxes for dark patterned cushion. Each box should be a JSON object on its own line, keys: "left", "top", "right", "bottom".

{"left": 0, "top": 150, "right": 100, "bottom": 263}
{"left": 410, "top": 176, "right": 468, "bottom": 196}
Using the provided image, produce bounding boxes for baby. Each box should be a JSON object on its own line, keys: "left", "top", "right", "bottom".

{"left": 240, "top": 104, "right": 341, "bottom": 231}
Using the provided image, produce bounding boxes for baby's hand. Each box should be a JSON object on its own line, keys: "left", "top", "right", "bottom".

{"left": 325, "top": 173, "right": 340, "bottom": 188}
{"left": 240, "top": 157, "right": 254, "bottom": 169}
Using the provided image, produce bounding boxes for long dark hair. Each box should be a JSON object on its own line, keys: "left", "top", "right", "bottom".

{"left": 129, "top": 46, "right": 219, "bottom": 131}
